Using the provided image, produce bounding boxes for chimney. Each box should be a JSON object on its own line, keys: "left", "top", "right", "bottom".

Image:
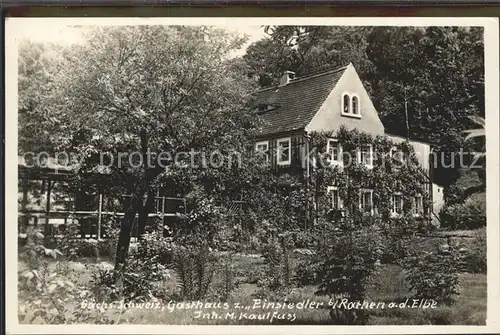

{"left": 279, "top": 70, "right": 296, "bottom": 87}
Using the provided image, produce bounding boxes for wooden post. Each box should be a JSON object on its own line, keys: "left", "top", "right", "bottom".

{"left": 21, "top": 179, "right": 29, "bottom": 228}
{"left": 156, "top": 187, "right": 160, "bottom": 213}
{"left": 97, "top": 193, "right": 103, "bottom": 240}
{"left": 45, "top": 180, "right": 52, "bottom": 236}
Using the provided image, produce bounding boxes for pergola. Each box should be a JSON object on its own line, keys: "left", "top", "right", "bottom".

{"left": 18, "top": 159, "right": 186, "bottom": 240}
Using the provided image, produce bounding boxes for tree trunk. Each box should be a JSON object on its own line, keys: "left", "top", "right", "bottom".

{"left": 137, "top": 188, "right": 155, "bottom": 239}
{"left": 114, "top": 178, "right": 148, "bottom": 270}
{"left": 114, "top": 128, "right": 150, "bottom": 270}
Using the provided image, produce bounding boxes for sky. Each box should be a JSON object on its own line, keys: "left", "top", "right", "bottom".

{"left": 14, "top": 23, "right": 267, "bottom": 58}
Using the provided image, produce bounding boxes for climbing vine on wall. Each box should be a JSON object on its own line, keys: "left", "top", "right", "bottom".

{"left": 309, "top": 126, "right": 433, "bottom": 232}
{"left": 298, "top": 127, "right": 439, "bottom": 324}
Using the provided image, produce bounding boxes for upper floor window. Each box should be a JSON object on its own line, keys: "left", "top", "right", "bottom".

{"left": 326, "top": 139, "right": 343, "bottom": 166}
{"left": 358, "top": 144, "right": 374, "bottom": 169}
{"left": 341, "top": 93, "right": 361, "bottom": 118}
{"left": 255, "top": 141, "right": 269, "bottom": 163}
{"left": 390, "top": 146, "right": 406, "bottom": 170}
{"left": 277, "top": 137, "right": 291, "bottom": 165}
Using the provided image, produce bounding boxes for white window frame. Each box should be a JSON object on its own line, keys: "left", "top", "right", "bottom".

{"left": 341, "top": 92, "right": 362, "bottom": 119}
{"left": 277, "top": 137, "right": 292, "bottom": 166}
{"left": 255, "top": 140, "right": 270, "bottom": 163}
{"left": 413, "top": 194, "right": 423, "bottom": 217}
{"left": 359, "top": 188, "right": 374, "bottom": 215}
{"left": 327, "top": 186, "right": 343, "bottom": 210}
{"left": 357, "top": 144, "right": 374, "bottom": 169}
{"left": 389, "top": 146, "right": 397, "bottom": 158}
{"left": 326, "top": 139, "right": 343, "bottom": 167}
{"left": 341, "top": 92, "right": 351, "bottom": 115}
{"left": 351, "top": 94, "right": 361, "bottom": 116}
{"left": 390, "top": 146, "right": 405, "bottom": 170}
{"left": 391, "top": 192, "right": 404, "bottom": 217}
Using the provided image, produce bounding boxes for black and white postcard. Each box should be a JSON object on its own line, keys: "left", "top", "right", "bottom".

{"left": 4, "top": 17, "right": 500, "bottom": 334}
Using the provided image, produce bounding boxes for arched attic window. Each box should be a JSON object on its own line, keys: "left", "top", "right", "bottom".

{"left": 343, "top": 94, "right": 350, "bottom": 114}
{"left": 341, "top": 93, "right": 361, "bottom": 118}
{"left": 352, "top": 95, "right": 359, "bottom": 115}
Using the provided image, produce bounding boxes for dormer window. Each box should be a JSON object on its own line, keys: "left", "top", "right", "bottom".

{"left": 254, "top": 103, "right": 277, "bottom": 114}
{"left": 258, "top": 105, "right": 268, "bottom": 113}
{"left": 341, "top": 93, "right": 361, "bottom": 119}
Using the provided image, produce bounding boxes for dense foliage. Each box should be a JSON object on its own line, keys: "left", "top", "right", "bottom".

{"left": 403, "top": 244, "right": 461, "bottom": 305}
{"left": 244, "top": 26, "right": 484, "bottom": 189}
{"left": 19, "top": 26, "right": 258, "bottom": 268}
{"left": 17, "top": 25, "right": 484, "bottom": 325}
{"left": 439, "top": 192, "right": 486, "bottom": 230}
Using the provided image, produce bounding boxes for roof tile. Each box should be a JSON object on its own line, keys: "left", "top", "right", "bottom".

{"left": 251, "top": 66, "right": 347, "bottom": 136}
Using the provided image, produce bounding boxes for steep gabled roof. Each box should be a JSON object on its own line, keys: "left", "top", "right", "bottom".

{"left": 251, "top": 65, "right": 348, "bottom": 136}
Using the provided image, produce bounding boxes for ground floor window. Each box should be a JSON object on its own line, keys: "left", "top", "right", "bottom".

{"left": 255, "top": 140, "right": 269, "bottom": 163}
{"left": 391, "top": 193, "right": 403, "bottom": 216}
{"left": 413, "top": 194, "right": 423, "bottom": 216}
{"left": 327, "top": 186, "right": 343, "bottom": 210}
{"left": 277, "top": 137, "right": 291, "bottom": 165}
{"left": 359, "top": 188, "right": 373, "bottom": 214}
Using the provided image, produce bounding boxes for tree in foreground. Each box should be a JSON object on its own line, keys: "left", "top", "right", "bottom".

{"left": 40, "top": 26, "right": 256, "bottom": 270}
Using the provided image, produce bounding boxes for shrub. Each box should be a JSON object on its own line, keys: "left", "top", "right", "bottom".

{"left": 320, "top": 233, "right": 381, "bottom": 324}
{"left": 18, "top": 227, "right": 112, "bottom": 324}
{"left": 56, "top": 218, "right": 97, "bottom": 258}
{"left": 210, "top": 253, "right": 240, "bottom": 301}
{"left": 310, "top": 219, "right": 383, "bottom": 325}
{"left": 90, "top": 253, "right": 172, "bottom": 302}
{"left": 255, "top": 233, "right": 295, "bottom": 297}
{"left": 379, "top": 231, "right": 410, "bottom": 264}
{"left": 138, "top": 230, "right": 173, "bottom": 265}
{"left": 169, "top": 243, "right": 219, "bottom": 300}
{"left": 55, "top": 217, "right": 120, "bottom": 259}
{"left": 294, "top": 257, "right": 322, "bottom": 287}
{"left": 461, "top": 228, "right": 487, "bottom": 273}
{"left": 440, "top": 192, "right": 486, "bottom": 230}
{"left": 97, "top": 238, "right": 117, "bottom": 258}
{"left": 403, "top": 244, "right": 461, "bottom": 305}
{"left": 96, "top": 217, "right": 120, "bottom": 258}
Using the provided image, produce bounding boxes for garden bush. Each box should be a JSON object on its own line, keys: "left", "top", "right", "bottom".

{"left": 440, "top": 192, "right": 486, "bottom": 230}
{"left": 137, "top": 231, "right": 173, "bottom": 265}
{"left": 256, "top": 233, "right": 294, "bottom": 296}
{"left": 89, "top": 253, "right": 172, "bottom": 302}
{"left": 169, "top": 243, "right": 219, "bottom": 300}
{"left": 402, "top": 243, "right": 461, "bottom": 305}
{"left": 18, "top": 227, "right": 112, "bottom": 324}
{"left": 461, "top": 228, "right": 486, "bottom": 273}
{"left": 210, "top": 253, "right": 241, "bottom": 301}
{"left": 313, "top": 222, "right": 383, "bottom": 325}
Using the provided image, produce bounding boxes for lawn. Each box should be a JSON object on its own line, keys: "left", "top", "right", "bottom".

{"left": 18, "top": 252, "right": 487, "bottom": 325}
